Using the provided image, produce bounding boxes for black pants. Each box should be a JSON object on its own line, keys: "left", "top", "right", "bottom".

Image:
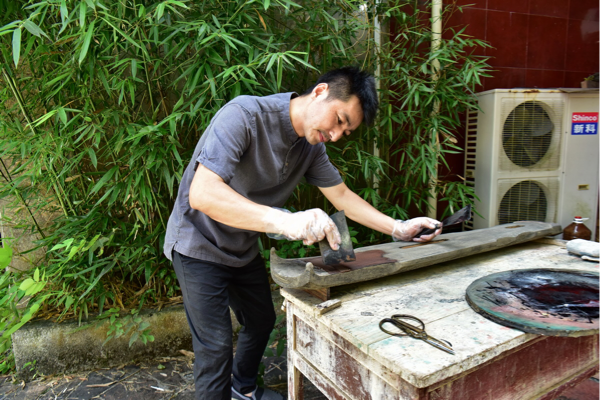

{"left": 172, "top": 250, "right": 276, "bottom": 400}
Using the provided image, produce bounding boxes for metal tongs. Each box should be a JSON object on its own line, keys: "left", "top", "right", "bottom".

{"left": 379, "top": 314, "right": 455, "bottom": 355}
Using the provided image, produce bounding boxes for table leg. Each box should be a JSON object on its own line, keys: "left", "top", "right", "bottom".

{"left": 287, "top": 301, "right": 303, "bottom": 400}
{"left": 288, "top": 365, "right": 304, "bottom": 400}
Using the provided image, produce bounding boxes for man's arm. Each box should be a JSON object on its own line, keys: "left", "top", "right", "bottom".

{"left": 319, "top": 182, "right": 441, "bottom": 242}
{"left": 190, "top": 164, "right": 272, "bottom": 231}
{"left": 189, "top": 164, "right": 341, "bottom": 247}
{"left": 319, "top": 182, "right": 396, "bottom": 235}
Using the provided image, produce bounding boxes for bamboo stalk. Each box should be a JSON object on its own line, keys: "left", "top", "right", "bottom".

{"left": 427, "top": 0, "right": 443, "bottom": 219}
{"left": 1, "top": 68, "right": 75, "bottom": 217}
{"left": 0, "top": 158, "right": 46, "bottom": 239}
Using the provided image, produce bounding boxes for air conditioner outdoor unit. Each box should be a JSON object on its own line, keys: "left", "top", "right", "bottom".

{"left": 464, "top": 89, "right": 599, "bottom": 240}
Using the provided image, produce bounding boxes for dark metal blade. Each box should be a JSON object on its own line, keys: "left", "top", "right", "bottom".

{"left": 319, "top": 210, "right": 356, "bottom": 265}
{"left": 441, "top": 204, "right": 472, "bottom": 226}
{"left": 413, "top": 205, "right": 472, "bottom": 239}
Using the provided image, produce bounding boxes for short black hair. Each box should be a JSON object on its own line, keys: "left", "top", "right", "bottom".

{"left": 303, "top": 66, "right": 379, "bottom": 126}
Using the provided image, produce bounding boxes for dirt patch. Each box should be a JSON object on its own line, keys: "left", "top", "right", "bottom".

{"left": 0, "top": 356, "right": 195, "bottom": 400}
{"left": 0, "top": 350, "right": 327, "bottom": 399}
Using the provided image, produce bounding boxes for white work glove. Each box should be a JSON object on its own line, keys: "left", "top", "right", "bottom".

{"left": 263, "top": 208, "right": 341, "bottom": 249}
{"left": 391, "top": 217, "right": 442, "bottom": 243}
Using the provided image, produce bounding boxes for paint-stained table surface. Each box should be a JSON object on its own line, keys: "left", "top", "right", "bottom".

{"left": 282, "top": 240, "right": 600, "bottom": 400}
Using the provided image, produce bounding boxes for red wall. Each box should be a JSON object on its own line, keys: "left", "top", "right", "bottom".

{"left": 445, "top": 0, "right": 599, "bottom": 90}
{"left": 389, "top": 1, "right": 598, "bottom": 219}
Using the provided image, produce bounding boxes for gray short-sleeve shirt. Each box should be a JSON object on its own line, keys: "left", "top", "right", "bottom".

{"left": 163, "top": 93, "right": 343, "bottom": 267}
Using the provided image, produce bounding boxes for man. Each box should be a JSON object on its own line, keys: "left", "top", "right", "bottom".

{"left": 164, "top": 67, "right": 442, "bottom": 400}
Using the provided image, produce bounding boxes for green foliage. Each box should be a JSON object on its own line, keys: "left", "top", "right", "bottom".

{"left": 258, "top": 313, "right": 286, "bottom": 386}
{"left": 264, "top": 314, "right": 286, "bottom": 358}
{"left": 0, "top": 0, "right": 489, "bottom": 370}
{"left": 0, "top": 244, "right": 49, "bottom": 373}
{"left": 0, "top": 246, "right": 12, "bottom": 269}
{"left": 373, "top": 7, "right": 491, "bottom": 222}
{"left": 98, "top": 308, "right": 155, "bottom": 347}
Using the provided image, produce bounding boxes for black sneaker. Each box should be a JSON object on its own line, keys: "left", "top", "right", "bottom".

{"left": 231, "top": 385, "right": 284, "bottom": 400}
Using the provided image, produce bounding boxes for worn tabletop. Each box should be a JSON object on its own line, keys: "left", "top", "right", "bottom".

{"left": 281, "top": 240, "right": 599, "bottom": 389}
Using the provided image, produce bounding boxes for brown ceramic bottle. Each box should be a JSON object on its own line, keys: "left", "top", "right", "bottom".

{"left": 563, "top": 216, "right": 592, "bottom": 241}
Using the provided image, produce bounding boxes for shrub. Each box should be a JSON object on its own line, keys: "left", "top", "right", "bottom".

{"left": 0, "top": 0, "right": 489, "bottom": 369}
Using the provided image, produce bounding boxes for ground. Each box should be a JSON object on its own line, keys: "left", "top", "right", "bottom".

{"left": 0, "top": 351, "right": 327, "bottom": 400}
{"left": 0, "top": 352, "right": 595, "bottom": 399}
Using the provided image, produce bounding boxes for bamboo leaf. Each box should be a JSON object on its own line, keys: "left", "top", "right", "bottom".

{"left": 0, "top": 247, "right": 13, "bottom": 269}
{"left": 19, "top": 278, "right": 34, "bottom": 292}
{"left": 79, "top": 263, "right": 115, "bottom": 300}
{"left": 12, "top": 27, "right": 21, "bottom": 67}
{"left": 0, "top": 21, "right": 20, "bottom": 36}
{"left": 79, "top": 20, "right": 95, "bottom": 65}
{"left": 26, "top": 281, "right": 46, "bottom": 296}
{"left": 256, "top": 10, "right": 267, "bottom": 30}
{"left": 156, "top": 3, "right": 165, "bottom": 22}
{"left": 60, "top": 0, "right": 68, "bottom": 25}
{"left": 65, "top": 295, "right": 74, "bottom": 311}
{"left": 2, "top": 320, "right": 27, "bottom": 339}
{"left": 285, "top": 53, "right": 316, "bottom": 70}
{"left": 265, "top": 53, "right": 277, "bottom": 72}
{"left": 88, "top": 148, "right": 97, "bottom": 168}
{"left": 205, "top": 64, "right": 216, "bottom": 98}
{"left": 80, "top": 2, "right": 87, "bottom": 29}
{"left": 131, "top": 59, "right": 137, "bottom": 79}
{"left": 211, "top": 14, "right": 221, "bottom": 28}
{"left": 90, "top": 166, "right": 118, "bottom": 195}
{"left": 133, "top": 208, "right": 146, "bottom": 224}
{"left": 58, "top": 107, "right": 68, "bottom": 124}
{"left": 23, "top": 20, "right": 49, "bottom": 39}
{"left": 129, "top": 331, "right": 140, "bottom": 347}
{"left": 101, "top": 18, "right": 149, "bottom": 58}
{"left": 33, "top": 110, "right": 58, "bottom": 127}
{"left": 45, "top": 72, "right": 73, "bottom": 87}
{"left": 276, "top": 57, "right": 282, "bottom": 90}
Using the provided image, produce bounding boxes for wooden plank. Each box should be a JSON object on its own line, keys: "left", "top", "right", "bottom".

{"left": 533, "top": 237, "right": 567, "bottom": 247}
{"left": 284, "top": 242, "right": 583, "bottom": 321}
{"left": 303, "top": 287, "right": 329, "bottom": 301}
{"left": 293, "top": 353, "right": 352, "bottom": 400}
{"left": 287, "top": 302, "right": 303, "bottom": 400}
{"left": 295, "top": 317, "right": 409, "bottom": 400}
{"left": 428, "top": 335, "right": 599, "bottom": 400}
{"left": 536, "top": 364, "right": 599, "bottom": 400}
{"left": 290, "top": 304, "right": 419, "bottom": 393}
{"left": 367, "top": 309, "right": 534, "bottom": 388}
{"left": 271, "top": 222, "right": 561, "bottom": 289}
{"left": 331, "top": 241, "right": 589, "bottom": 302}
{"left": 314, "top": 299, "right": 341, "bottom": 315}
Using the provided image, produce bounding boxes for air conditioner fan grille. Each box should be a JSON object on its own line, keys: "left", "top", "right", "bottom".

{"left": 497, "top": 180, "right": 548, "bottom": 224}
{"left": 502, "top": 101, "right": 555, "bottom": 168}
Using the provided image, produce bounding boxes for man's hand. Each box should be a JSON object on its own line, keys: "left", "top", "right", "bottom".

{"left": 263, "top": 208, "right": 341, "bottom": 250}
{"left": 392, "top": 217, "right": 442, "bottom": 242}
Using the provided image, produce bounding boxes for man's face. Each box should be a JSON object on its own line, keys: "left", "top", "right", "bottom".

{"left": 301, "top": 84, "right": 364, "bottom": 145}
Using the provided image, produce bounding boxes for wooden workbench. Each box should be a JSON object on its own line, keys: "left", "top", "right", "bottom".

{"left": 282, "top": 240, "right": 599, "bottom": 400}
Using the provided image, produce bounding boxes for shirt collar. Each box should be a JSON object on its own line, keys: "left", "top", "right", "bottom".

{"left": 284, "top": 92, "right": 301, "bottom": 145}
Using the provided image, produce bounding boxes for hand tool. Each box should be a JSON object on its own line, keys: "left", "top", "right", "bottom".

{"left": 379, "top": 314, "right": 455, "bottom": 355}
{"left": 318, "top": 210, "right": 356, "bottom": 265}
{"left": 414, "top": 204, "right": 472, "bottom": 239}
